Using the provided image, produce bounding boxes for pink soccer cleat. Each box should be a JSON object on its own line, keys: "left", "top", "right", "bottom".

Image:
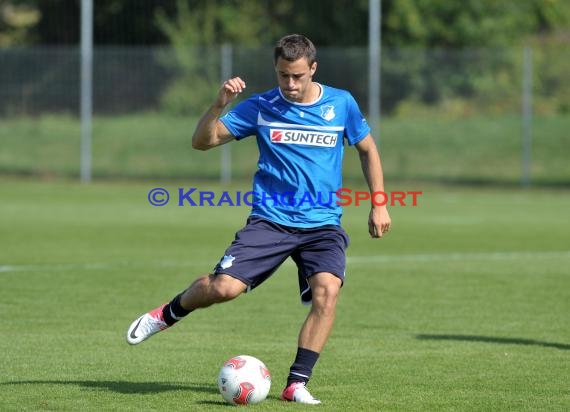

{"left": 126, "top": 304, "right": 170, "bottom": 345}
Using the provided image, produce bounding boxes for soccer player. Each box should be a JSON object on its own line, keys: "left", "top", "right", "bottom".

{"left": 127, "top": 34, "right": 391, "bottom": 405}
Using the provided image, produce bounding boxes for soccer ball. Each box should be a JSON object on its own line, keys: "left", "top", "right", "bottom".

{"left": 218, "top": 355, "right": 271, "bottom": 405}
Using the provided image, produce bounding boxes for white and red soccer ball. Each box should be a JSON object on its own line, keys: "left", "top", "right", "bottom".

{"left": 218, "top": 355, "right": 271, "bottom": 405}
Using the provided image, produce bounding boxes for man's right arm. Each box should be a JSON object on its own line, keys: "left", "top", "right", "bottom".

{"left": 191, "top": 77, "right": 246, "bottom": 151}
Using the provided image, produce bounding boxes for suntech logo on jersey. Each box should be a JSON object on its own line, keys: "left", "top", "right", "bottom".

{"left": 270, "top": 129, "right": 338, "bottom": 147}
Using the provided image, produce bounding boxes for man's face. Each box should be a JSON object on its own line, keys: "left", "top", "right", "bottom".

{"left": 275, "top": 57, "right": 317, "bottom": 103}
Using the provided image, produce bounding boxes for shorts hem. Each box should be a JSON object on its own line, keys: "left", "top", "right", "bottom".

{"left": 307, "top": 269, "right": 345, "bottom": 282}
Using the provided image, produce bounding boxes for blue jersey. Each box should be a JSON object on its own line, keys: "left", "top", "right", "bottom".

{"left": 220, "top": 84, "right": 370, "bottom": 228}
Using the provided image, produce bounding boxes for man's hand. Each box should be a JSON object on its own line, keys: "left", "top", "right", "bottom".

{"left": 368, "top": 206, "right": 391, "bottom": 238}
{"left": 215, "top": 77, "right": 246, "bottom": 108}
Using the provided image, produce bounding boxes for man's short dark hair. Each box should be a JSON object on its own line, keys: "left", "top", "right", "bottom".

{"left": 274, "top": 34, "right": 317, "bottom": 66}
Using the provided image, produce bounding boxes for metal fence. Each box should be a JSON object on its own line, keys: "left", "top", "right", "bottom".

{"left": 0, "top": 45, "right": 568, "bottom": 185}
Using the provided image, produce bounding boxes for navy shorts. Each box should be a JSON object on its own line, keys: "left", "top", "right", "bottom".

{"left": 213, "top": 216, "right": 350, "bottom": 304}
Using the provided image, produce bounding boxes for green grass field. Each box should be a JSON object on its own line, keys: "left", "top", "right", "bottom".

{"left": 1, "top": 178, "right": 569, "bottom": 411}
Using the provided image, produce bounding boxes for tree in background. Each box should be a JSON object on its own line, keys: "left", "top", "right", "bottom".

{"left": 380, "top": 0, "right": 570, "bottom": 115}
{"left": 9, "top": 0, "right": 176, "bottom": 45}
{"left": 154, "top": 0, "right": 293, "bottom": 114}
{"left": 1, "top": 0, "right": 568, "bottom": 115}
{"left": 0, "top": 0, "right": 40, "bottom": 46}
{"left": 5, "top": 0, "right": 567, "bottom": 47}
{"left": 383, "top": 0, "right": 569, "bottom": 48}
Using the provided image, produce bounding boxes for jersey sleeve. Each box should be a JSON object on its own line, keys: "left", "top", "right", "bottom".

{"left": 219, "top": 96, "right": 259, "bottom": 140}
{"left": 344, "top": 93, "right": 371, "bottom": 146}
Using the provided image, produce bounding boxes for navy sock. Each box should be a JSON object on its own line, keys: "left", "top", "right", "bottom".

{"left": 287, "top": 347, "right": 320, "bottom": 386}
{"left": 162, "top": 293, "right": 192, "bottom": 326}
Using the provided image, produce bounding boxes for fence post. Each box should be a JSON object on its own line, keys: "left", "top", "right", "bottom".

{"left": 521, "top": 46, "right": 533, "bottom": 187}
{"left": 80, "top": 0, "right": 93, "bottom": 183}
{"left": 368, "top": 0, "right": 381, "bottom": 138}
{"left": 220, "top": 43, "right": 233, "bottom": 184}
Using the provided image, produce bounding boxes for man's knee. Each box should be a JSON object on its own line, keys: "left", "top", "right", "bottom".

{"left": 309, "top": 272, "right": 342, "bottom": 311}
{"left": 210, "top": 273, "right": 247, "bottom": 302}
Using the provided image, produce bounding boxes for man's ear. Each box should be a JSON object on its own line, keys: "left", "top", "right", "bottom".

{"left": 310, "top": 62, "right": 317, "bottom": 76}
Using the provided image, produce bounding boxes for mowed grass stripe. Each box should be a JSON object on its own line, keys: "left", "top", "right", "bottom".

{"left": 2, "top": 249, "right": 570, "bottom": 273}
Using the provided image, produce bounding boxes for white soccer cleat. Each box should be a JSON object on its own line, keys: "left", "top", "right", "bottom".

{"left": 126, "top": 304, "right": 170, "bottom": 345}
{"left": 281, "top": 382, "right": 322, "bottom": 405}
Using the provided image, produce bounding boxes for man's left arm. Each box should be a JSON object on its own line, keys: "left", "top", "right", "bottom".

{"left": 354, "top": 134, "right": 392, "bottom": 238}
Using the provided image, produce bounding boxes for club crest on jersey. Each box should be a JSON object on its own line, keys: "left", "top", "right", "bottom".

{"left": 270, "top": 129, "right": 337, "bottom": 147}
{"left": 320, "top": 105, "right": 336, "bottom": 121}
